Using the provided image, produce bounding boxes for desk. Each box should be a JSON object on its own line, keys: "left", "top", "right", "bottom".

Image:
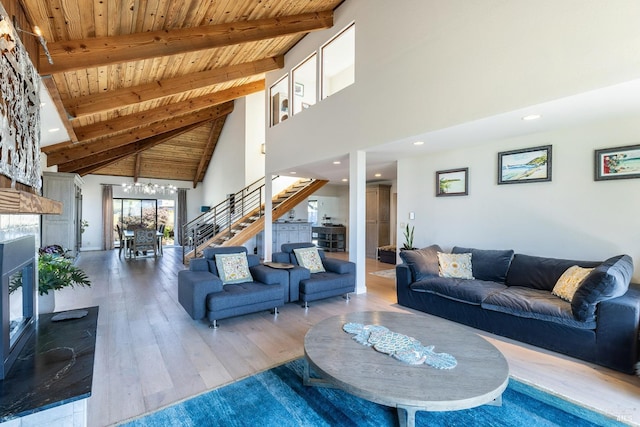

{"left": 123, "top": 230, "right": 163, "bottom": 257}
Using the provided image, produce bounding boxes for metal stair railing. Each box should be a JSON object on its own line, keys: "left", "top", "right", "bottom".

{"left": 181, "top": 176, "right": 323, "bottom": 262}
{"left": 182, "top": 177, "right": 269, "bottom": 261}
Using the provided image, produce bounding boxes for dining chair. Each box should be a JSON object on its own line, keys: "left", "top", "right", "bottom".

{"left": 116, "top": 224, "right": 125, "bottom": 258}
{"left": 157, "top": 224, "right": 166, "bottom": 255}
{"left": 131, "top": 228, "right": 157, "bottom": 258}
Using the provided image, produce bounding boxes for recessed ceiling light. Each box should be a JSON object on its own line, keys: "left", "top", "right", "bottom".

{"left": 413, "top": 141, "right": 424, "bottom": 146}
{"left": 48, "top": 128, "right": 60, "bottom": 132}
{"left": 333, "top": 161, "right": 341, "bottom": 165}
{"left": 374, "top": 173, "right": 382, "bottom": 177}
{"left": 522, "top": 114, "right": 541, "bottom": 121}
{"left": 341, "top": 178, "right": 348, "bottom": 182}
{"left": 290, "top": 171, "right": 296, "bottom": 175}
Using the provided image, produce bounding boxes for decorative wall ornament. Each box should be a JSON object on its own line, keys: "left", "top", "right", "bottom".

{"left": 0, "top": 9, "right": 42, "bottom": 190}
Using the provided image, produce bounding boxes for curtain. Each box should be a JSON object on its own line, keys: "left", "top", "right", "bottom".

{"left": 177, "top": 188, "right": 187, "bottom": 246}
{"left": 102, "top": 185, "right": 114, "bottom": 250}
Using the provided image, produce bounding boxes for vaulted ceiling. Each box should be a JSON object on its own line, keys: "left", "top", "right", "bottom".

{"left": 23, "top": 0, "right": 344, "bottom": 187}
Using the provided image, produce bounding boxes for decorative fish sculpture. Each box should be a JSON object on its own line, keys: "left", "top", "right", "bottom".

{"left": 343, "top": 322, "right": 457, "bottom": 369}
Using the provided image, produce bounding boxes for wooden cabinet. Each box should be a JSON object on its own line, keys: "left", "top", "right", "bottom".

{"left": 41, "top": 172, "right": 84, "bottom": 257}
{"left": 313, "top": 226, "right": 346, "bottom": 252}
{"left": 365, "top": 184, "right": 390, "bottom": 258}
{"left": 257, "top": 222, "right": 312, "bottom": 257}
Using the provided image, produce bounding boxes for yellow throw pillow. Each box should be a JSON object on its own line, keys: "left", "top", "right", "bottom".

{"left": 437, "top": 252, "right": 474, "bottom": 279}
{"left": 293, "top": 247, "right": 326, "bottom": 273}
{"left": 552, "top": 265, "right": 594, "bottom": 302}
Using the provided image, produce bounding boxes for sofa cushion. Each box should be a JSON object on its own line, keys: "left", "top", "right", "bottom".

{"left": 452, "top": 246, "right": 514, "bottom": 283}
{"left": 214, "top": 252, "right": 254, "bottom": 284}
{"left": 505, "top": 254, "right": 600, "bottom": 291}
{"left": 293, "top": 247, "right": 326, "bottom": 273}
{"left": 571, "top": 254, "right": 634, "bottom": 322}
{"left": 437, "top": 252, "right": 474, "bottom": 279}
{"left": 399, "top": 244, "right": 442, "bottom": 281}
{"left": 552, "top": 265, "right": 593, "bottom": 302}
{"left": 410, "top": 277, "right": 507, "bottom": 305}
{"left": 482, "top": 286, "right": 596, "bottom": 329}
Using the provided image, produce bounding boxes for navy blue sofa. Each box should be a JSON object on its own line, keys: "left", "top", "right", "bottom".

{"left": 178, "top": 246, "right": 288, "bottom": 328}
{"left": 273, "top": 242, "right": 356, "bottom": 307}
{"left": 396, "top": 244, "right": 639, "bottom": 373}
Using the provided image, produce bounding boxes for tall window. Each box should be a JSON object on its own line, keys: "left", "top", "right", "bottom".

{"left": 292, "top": 54, "right": 317, "bottom": 115}
{"left": 308, "top": 199, "right": 318, "bottom": 224}
{"left": 113, "top": 198, "right": 176, "bottom": 244}
{"left": 269, "top": 75, "right": 289, "bottom": 126}
{"left": 321, "top": 23, "right": 355, "bottom": 99}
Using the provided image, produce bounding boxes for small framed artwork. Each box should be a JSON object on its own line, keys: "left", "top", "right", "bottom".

{"left": 594, "top": 144, "right": 640, "bottom": 181}
{"left": 294, "top": 82, "right": 304, "bottom": 97}
{"left": 436, "top": 168, "right": 468, "bottom": 197}
{"left": 498, "top": 145, "right": 552, "bottom": 184}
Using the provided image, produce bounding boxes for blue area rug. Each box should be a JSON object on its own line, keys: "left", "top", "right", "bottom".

{"left": 121, "top": 359, "right": 622, "bottom": 426}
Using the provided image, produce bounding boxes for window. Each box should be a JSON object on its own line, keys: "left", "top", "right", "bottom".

{"left": 292, "top": 54, "right": 317, "bottom": 115}
{"left": 269, "top": 75, "right": 289, "bottom": 126}
{"left": 308, "top": 199, "right": 318, "bottom": 224}
{"left": 113, "top": 198, "right": 176, "bottom": 245}
{"left": 321, "top": 23, "right": 355, "bottom": 99}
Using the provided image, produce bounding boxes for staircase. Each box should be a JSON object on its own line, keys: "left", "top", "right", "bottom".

{"left": 182, "top": 177, "right": 328, "bottom": 263}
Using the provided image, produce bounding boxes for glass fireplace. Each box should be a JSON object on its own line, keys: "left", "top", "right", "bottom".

{"left": 0, "top": 235, "right": 36, "bottom": 380}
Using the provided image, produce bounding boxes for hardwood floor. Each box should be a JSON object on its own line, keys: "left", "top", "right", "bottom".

{"left": 54, "top": 248, "right": 640, "bottom": 426}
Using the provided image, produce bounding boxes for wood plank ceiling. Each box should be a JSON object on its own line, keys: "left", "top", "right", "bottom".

{"left": 21, "top": 0, "right": 343, "bottom": 187}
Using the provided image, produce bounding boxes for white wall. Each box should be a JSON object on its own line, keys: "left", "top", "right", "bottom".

{"left": 397, "top": 115, "right": 640, "bottom": 282}
{"left": 201, "top": 99, "right": 247, "bottom": 206}
{"left": 245, "top": 91, "right": 266, "bottom": 184}
{"left": 79, "top": 174, "right": 203, "bottom": 251}
{"left": 265, "top": 0, "right": 640, "bottom": 174}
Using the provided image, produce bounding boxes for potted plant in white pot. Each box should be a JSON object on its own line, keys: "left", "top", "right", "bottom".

{"left": 10, "top": 251, "right": 91, "bottom": 314}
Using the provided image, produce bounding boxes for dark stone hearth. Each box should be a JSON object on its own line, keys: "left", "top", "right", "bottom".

{"left": 0, "top": 306, "right": 98, "bottom": 421}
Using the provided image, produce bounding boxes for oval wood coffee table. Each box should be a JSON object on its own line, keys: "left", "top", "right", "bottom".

{"left": 304, "top": 311, "right": 509, "bottom": 427}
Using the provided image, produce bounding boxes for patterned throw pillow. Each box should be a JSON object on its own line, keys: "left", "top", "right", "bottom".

{"left": 293, "top": 247, "right": 326, "bottom": 273}
{"left": 214, "top": 252, "right": 253, "bottom": 284}
{"left": 552, "top": 265, "right": 594, "bottom": 302}
{"left": 437, "top": 252, "right": 474, "bottom": 279}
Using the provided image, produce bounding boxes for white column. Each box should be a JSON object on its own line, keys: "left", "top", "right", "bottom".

{"left": 349, "top": 151, "right": 367, "bottom": 294}
{"left": 263, "top": 175, "right": 273, "bottom": 261}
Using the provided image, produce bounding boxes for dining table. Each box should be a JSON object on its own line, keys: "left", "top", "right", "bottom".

{"left": 123, "top": 229, "right": 164, "bottom": 258}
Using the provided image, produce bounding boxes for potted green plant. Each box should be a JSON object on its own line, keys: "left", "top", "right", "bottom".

{"left": 402, "top": 224, "right": 415, "bottom": 250}
{"left": 10, "top": 252, "right": 91, "bottom": 313}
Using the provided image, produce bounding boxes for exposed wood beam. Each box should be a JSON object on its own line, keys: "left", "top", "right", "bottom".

{"left": 39, "top": 11, "right": 333, "bottom": 74}
{"left": 193, "top": 117, "right": 226, "bottom": 189}
{"left": 66, "top": 56, "right": 283, "bottom": 119}
{"left": 46, "top": 102, "right": 234, "bottom": 166}
{"left": 73, "top": 81, "right": 262, "bottom": 142}
{"left": 133, "top": 153, "right": 142, "bottom": 182}
{"left": 57, "top": 122, "right": 205, "bottom": 174}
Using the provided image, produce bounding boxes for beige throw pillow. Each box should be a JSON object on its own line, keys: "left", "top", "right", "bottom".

{"left": 552, "top": 265, "right": 594, "bottom": 302}
{"left": 215, "top": 252, "right": 253, "bottom": 284}
{"left": 293, "top": 247, "right": 326, "bottom": 273}
{"left": 437, "top": 252, "right": 474, "bottom": 279}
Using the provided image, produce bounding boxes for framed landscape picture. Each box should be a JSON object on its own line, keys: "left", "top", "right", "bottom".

{"left": 498, "top": 145, "right": 552, "bottom": 184}
{"left": 594, "top": 144, "right": 640, "bottom": 181}
{"left": 436, "top": 168, "right": 468, "bottom": 197}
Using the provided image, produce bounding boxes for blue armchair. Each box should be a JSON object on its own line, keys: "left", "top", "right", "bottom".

{"left": 178, "top": 246, "right": 288, "bottom": 328}
{"left": 272, "top": 242, "right": 356, "bottom": 308}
